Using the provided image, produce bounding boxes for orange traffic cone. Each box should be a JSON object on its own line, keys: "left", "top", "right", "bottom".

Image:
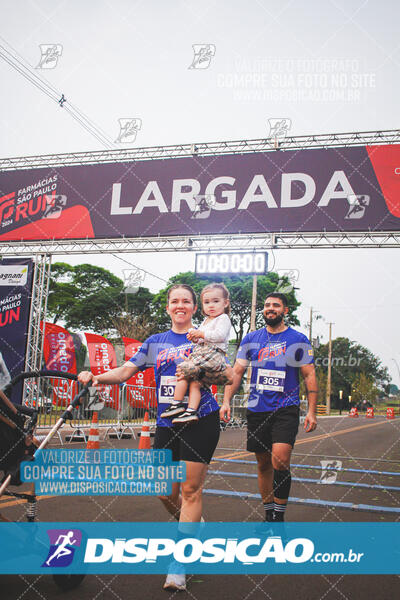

{"left": 86, "top": 412, "right": 100, "bottom": 449}
{"left": 349, "top": 407, "right": 359, "bottom": 418}
{"left": 386, "top": 407, "right": 395, "bottom": 420}
{"left": 366, "top": 407, "right": 374, "bottom": 418}
{"left": 138, "top": 411, "right": 151, "bottom": 450}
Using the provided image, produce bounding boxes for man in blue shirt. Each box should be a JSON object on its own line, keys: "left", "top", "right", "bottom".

{"left": 220, "top": 292, "right": 318, "bottom": 522}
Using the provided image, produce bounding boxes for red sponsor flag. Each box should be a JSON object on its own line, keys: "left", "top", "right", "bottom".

{"left": 41, "top": 322, "right": 78, "bottom": 406}
{"left": 123, "top": 337, "right": 156, "bottom": 408}
{"left": 84, "top": 333, "right": 119, "bottom": 409}
{"left": 42, "top": 322, "right": 77, "bottom": 373}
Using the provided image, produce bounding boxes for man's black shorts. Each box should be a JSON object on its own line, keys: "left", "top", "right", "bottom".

{"left": 247, "top": 405, "right": 300, "bottom": 452}
{"left": 153, "top": 409, "right": 220, "bottom": 464}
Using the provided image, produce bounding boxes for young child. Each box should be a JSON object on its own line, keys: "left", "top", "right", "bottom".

{"left": 161, "top": 283, "right": 233, "bottom": 424}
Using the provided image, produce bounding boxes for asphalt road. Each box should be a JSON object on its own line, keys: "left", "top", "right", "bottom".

{"left": 1, "top": 414, "right": 399, "bottom": 599}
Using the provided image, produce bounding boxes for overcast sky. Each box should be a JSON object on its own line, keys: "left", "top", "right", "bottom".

{"left": 1, "top": 0, "right": 399, "bottom": 385}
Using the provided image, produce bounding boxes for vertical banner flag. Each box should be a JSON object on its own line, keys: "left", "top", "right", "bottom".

{"left": 85, "top": 333, "right": 119, "bottom": 409}
{"left": 123, "top": 337, "right": 156, "bottom": 408}
{"left": 41, "top": 322, "right": 77, "bottom": 406}
{"left": 0, "top": 257, "right": 34, "bottom": 403}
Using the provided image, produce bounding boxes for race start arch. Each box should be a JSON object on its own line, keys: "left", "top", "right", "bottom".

{"left": 1, "top": 128, "right": 400, "bottom": 374}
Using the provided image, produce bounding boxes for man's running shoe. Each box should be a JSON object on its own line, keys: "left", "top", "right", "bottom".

{"left": 160, "top": 403, "right": 186, "bottom": 418}
{"left": 172, "top": 409, "right": 199, "bottom": 424}
{"left": 163, "top": 561, "right": 186, "bottom": 591}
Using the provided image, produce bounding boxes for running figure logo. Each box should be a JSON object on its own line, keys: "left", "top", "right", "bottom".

{"left": 345, "top": 195, "right": 370, "bottom": 219}
{"left": 43, "top": 194, "right": 67, "bottom": 219}
{"left": 123, "top": 267, "right": 146, "bottom": 294}
{"left": 42, "top": 529, "right": 82, "bottom": 567}
{"left": 191, "top": 195, "right": 216, "bottom": 219}
{"left": 189, "top": 44, "right": 216, "bottom": 69}
{"left": 268, "top": 118, "right": 291, "bottom": 139}
{"left": 319, "top": 460, "right": 342, "bottom": 484}
{"left": 36, "top": 44, "right": 63, "bottom": 69}
{"left": 115, "top": 118, "right": 142, "bottom": 143}
{"left": 275, "top": 269, "right": 299, "bottom": 294}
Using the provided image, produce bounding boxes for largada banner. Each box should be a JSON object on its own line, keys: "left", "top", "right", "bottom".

{"left": 0, "top": 144, "right": 399, "bottom": 241}
{"left": 0, "top": 258, "right": 33, "bottom": 400}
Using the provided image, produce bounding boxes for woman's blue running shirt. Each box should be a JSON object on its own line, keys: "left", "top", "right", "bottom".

{"left": 129, "top": 330, "right": 219, "bottom": 426}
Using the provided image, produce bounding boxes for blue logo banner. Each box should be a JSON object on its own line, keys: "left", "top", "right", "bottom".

{"left": 0, "top": 522, "right": 399, "bottom": 574}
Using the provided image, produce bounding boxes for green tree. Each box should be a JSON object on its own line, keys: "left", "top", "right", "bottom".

{"left": 314, "top": 337, "right": 390, "bottom": 398}
{"left": 351, "top": 373, "right": 380, "bottom": 405}
{"left": 152, "top": 271, "right": 300, "bottom": 343}
{"left": 300, "top": 367, "right": 326, "bottom": 405}
{"left": 47, "top": 262, "right": 155, "bottom": 334}
{"left": 111, "top": 312, "right": 161, "bottom": 340}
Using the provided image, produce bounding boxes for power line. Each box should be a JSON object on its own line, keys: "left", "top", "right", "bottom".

{"left": 0, "top": 36, "right": 116, "bottom": 144}
{"left": 0, "top": 41, "right": 115, "bottom": 149}
{"left": 111, "top": 254, "right": 168, "bottom": 284}
{"left": 0, "top": 36, "right": 114, "bottom": 146}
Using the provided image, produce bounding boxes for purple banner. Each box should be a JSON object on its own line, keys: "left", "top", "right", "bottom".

{"left": 0, "top": 144, "right": 399, "bottom": 242}
{"left": 0, "top": 258, "right": 34, "bottom": 401}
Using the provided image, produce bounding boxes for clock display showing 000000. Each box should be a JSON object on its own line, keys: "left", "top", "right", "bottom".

{"left": 195, "top": 252, "right": 267, "bottom": 274}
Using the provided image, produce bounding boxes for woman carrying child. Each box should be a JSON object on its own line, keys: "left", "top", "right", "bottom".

{"left": 161, "top": 282, "right": 233, "bottom": 424}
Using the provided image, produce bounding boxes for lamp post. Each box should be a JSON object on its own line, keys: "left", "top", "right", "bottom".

{"left": 391, "top": 358, "right": 400, "bottom": 412}
{"left": 325, "top": 322, "right": 334, "bottom": 415}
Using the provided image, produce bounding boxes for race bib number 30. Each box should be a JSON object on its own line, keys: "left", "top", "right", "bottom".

{"left": 256, "top": 369, "right": 286, "bottom": 392}
{"left": 159, "top": 376, "right": 188, "bottom": 404}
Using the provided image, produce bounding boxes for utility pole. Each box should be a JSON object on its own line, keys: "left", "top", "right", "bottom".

{"left": 391, "top": 359, "right": 400, "bottom": 413}
{"left": 309, "top": 307, "right": 313, "bottom": 343}
{"left": 246, "top": 275, "right": 258, "bottom": 395}
{"left": 250, "top": 275, "right": 257, "bottom": 331}
{"left": 326, "top": 322, "right": 333, "bottom": 415}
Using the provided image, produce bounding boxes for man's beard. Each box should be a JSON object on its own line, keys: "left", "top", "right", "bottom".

{"left": 263, "top": 312, "right": 284, "bottom": 327}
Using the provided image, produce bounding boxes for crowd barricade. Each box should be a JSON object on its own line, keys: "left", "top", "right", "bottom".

{"left": 75, "top": 383, "right": 125, "bottom": 443}
{"left": 217, "top": 394, "right": 247, "bottom": 429}
{"left": 33, "top": 374, "right": 80, "bottom": 444}
{"left": 97, "top": 384, "right": 158, "bottom": 440}
{"left": 90, "top": 384, "right": 157, "bottom": 441}
{"left": 123, "top": 383, "right": 158, "bottom": 425}
{"left": 33, "top": 377, "right": 158, "bottom": 444}
{"left": 300, "top": 398, "right": 307, "bottom": 424}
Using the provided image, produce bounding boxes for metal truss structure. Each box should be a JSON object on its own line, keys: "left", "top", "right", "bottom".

{"left": 1, "top": 128, "right": 399, "bottom": 171}
{"left": 1, "top": 128, "right": 399, "bottom": 252}
{"left": 24, "top": 254, "right": 51, "bottom": 376}
{"left": 0, "top": 129, "right": 399, "bottom": 394}
{"left": 1, "top": 231, "right": 400, "bottom": 256}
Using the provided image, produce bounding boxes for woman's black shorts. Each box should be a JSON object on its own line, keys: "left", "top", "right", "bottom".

{"left": 153, "top": 409, "right": 220, "bottom": 464}
{"left": 247, "top": 405, "right": 300, "bottom": 452}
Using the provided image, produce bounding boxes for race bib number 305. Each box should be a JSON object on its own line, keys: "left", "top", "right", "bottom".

{"left": 159, "top": 376, "right": 188, "bottom": 404}
{"left": 256, "top": 369, "right": 286, "bottom": 392}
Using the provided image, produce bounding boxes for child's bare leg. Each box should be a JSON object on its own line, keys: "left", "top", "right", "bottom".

{"left": 187, "top": 381, "right": 202, "bottom": 411}
{"left": 222, "top": 365, "right": 234, "bottom": 385}
{"left": 174, "top": 378, "right": 189, "bottom": 403}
